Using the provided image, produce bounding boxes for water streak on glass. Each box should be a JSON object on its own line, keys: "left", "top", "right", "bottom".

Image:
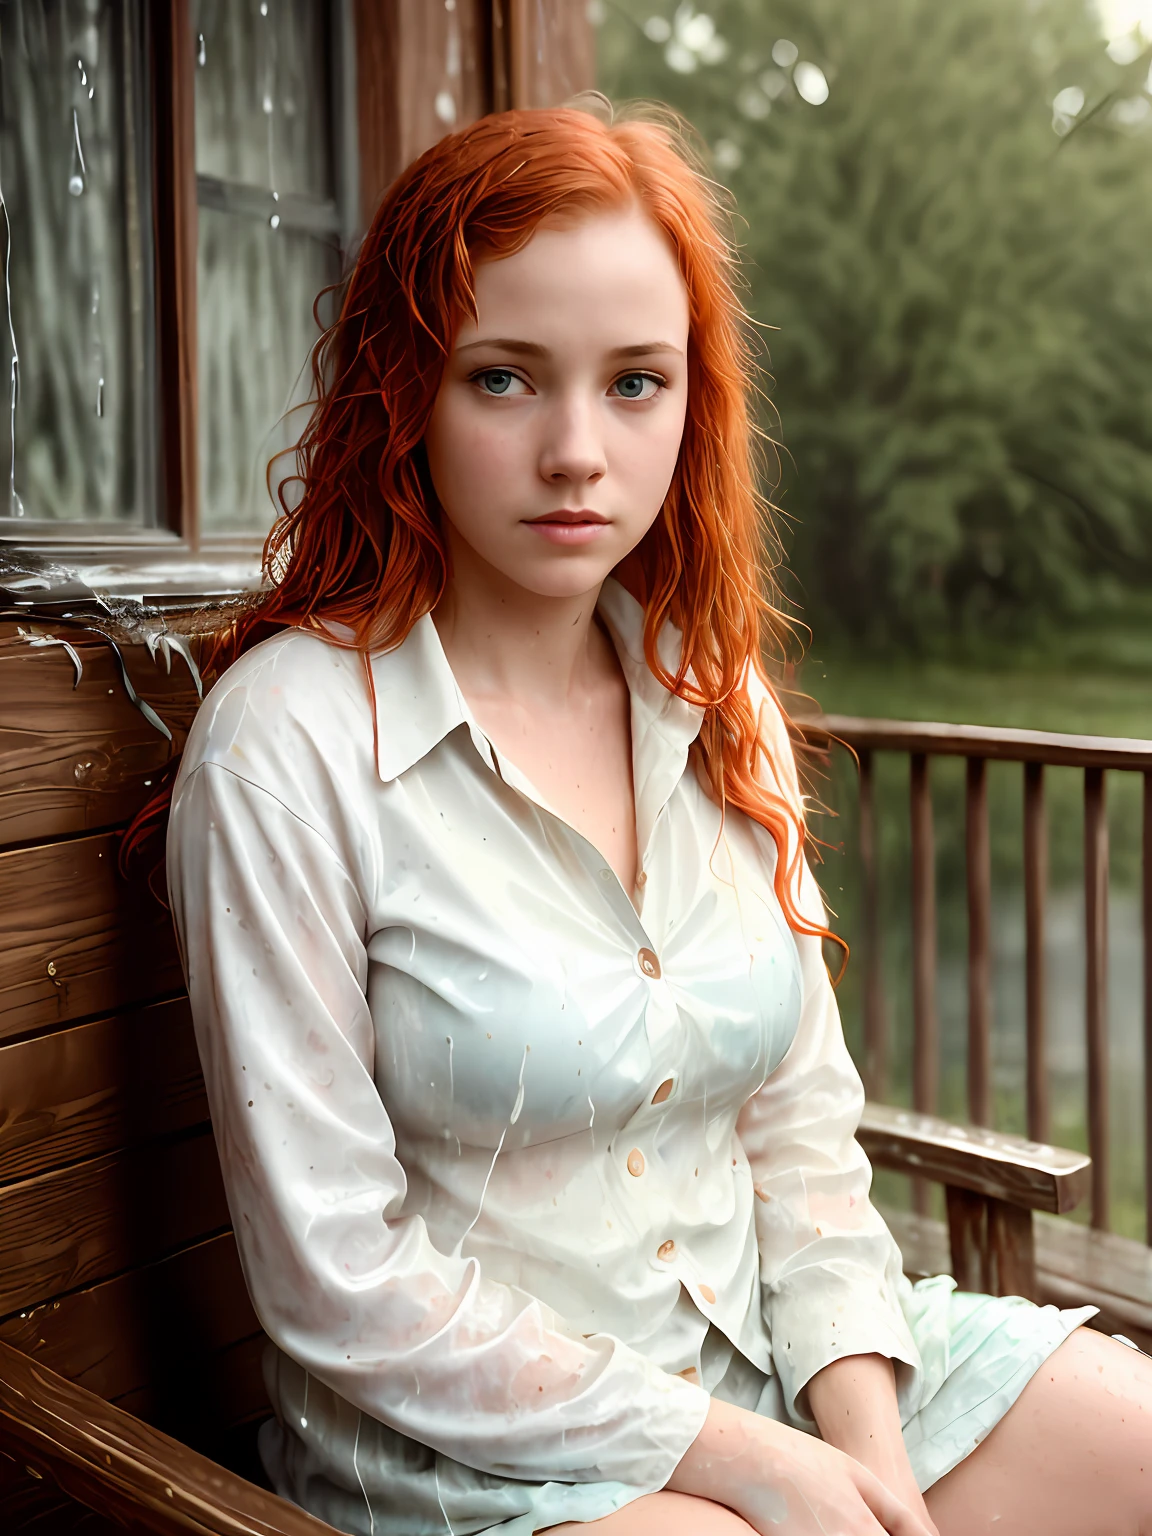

{"left": 0, "top": 0, "right": 155, "bottom": 524}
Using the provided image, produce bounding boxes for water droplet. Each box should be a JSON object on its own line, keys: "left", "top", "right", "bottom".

{"left": 197, "top": 33, "right": 206, "bottom": 66}
{"left": 434, "top": 90, "right": 456, "bottom": 125}
{"left": 68, "top": 175, "right": 84, "bottom": 197}
{"left": 260, "top": 1, "right": 268, "bottom": 13}
{"left": 263, "top": 93, "right": 273, "bottom": 115}
{"left": 95, "top": 377, "right": 104, "bottom": 417}
{"left": 269, "top": 213, "right": 280, "bottom": 229}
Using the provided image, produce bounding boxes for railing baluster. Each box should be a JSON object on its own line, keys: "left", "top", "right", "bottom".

{"left": 1023, "top": 761, "right": 1049, "bottom": 1145}
{"left": 1144, "top": 772, "right": 1152, "bottom": 1246}
{"left": 858, "top": 748, "right": 888, "bottom": 1101}
{"left": 910, "top": 753, "right": 938, "bottom": 1213}
{"left": 1084, "top": 766, "right": 1110, "bottom": 1230}
{"left": 966, "top": 757, "right": 992, "bottom": 1126}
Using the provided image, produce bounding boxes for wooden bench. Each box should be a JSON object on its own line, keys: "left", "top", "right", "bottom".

{"left": 0, "top": 625, "right": 1141, "bottom": 1533}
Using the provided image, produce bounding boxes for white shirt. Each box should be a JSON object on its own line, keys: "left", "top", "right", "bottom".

{"left": 167, "top": 577, "right": 919, "bottom": 1520}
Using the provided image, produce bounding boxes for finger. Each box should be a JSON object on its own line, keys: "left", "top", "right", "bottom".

{"left": 855, "top": 1470, "right": 934, "bottom": 1536}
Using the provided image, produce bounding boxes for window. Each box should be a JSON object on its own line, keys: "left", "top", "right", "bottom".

{"left": 0, "top": 0, "right": 156, "bottom": 528}
{"left": 0, "top": 0, "right": 354, "bottom": 545}
{"left": 193, "top": 0, "right": 355, "bottom": 534}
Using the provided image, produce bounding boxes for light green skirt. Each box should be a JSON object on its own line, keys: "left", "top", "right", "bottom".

{"left": 259, "top": 1278, "right": 1098, "bottom": 1534}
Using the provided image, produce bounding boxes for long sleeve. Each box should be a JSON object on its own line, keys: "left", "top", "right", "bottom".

{"left": 735, "top": 674, "right": 922, "bottom": 1425}
{"left": 167, "top": 760, "right": 710, "bottom": 1487}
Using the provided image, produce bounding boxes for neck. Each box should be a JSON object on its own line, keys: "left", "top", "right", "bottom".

{"left": 430, "top": 534, "right": 614, "bottom": 707}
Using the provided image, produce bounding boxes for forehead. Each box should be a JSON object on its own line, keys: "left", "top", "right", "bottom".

{"left": 464, "top": 205, "right": 689, "bottom": 345}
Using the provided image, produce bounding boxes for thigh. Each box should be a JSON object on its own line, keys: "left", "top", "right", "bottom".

{"left": 544, "top": 1490, "right": 756, "bottom": 1535}
{"left": 926, "top": 1326, "right": 1152, "bottom": 1536}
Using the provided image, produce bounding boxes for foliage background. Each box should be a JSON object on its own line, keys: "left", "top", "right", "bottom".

{"left": 599, "top": 0, "right": 1152, "bottom": 650}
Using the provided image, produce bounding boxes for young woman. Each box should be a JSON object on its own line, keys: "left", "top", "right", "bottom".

{"left": 166, "top": 105, "right": 1152, "bottom": 1536}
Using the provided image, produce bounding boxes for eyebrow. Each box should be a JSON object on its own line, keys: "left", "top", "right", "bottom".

{"left": 455, "top": 337, "right": 684, "bottom": 360}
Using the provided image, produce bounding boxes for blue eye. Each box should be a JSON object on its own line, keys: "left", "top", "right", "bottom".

{"left": 613, "top": 373, "right": 660, "bottom": 400}
{"left": 479, "top": 369, "right": 515, "bottom": 395}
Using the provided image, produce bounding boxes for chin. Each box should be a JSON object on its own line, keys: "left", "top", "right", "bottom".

{"left": 509, "top": 558, "right": 620, "bottom": 601}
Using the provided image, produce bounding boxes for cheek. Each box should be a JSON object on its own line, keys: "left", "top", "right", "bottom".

{"left": 426, "top": 398, "right": 528, "bottom": 516}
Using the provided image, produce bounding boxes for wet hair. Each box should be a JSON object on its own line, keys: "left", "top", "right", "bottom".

{"left": 129, "top": 103, "right": 829, "bottom": 949}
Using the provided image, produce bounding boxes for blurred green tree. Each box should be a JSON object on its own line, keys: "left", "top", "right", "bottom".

{"left": 598, "top": 0, "right": 1152, "bottom": 647}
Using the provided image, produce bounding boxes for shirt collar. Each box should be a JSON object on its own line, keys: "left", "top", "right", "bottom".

{"left": 366, "top": 577, "right": 705, "bottom": 795}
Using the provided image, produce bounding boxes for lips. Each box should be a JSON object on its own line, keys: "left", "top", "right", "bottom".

{"left": 526, "top": 510, "right": 608, "bottom": 525}
{"left": 523, "top": 510, "right": 611, "bottom": 546}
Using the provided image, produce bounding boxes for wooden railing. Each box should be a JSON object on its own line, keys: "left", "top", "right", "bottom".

{"left": 802, "top": 715, "right": 1152, "bottom": 1241}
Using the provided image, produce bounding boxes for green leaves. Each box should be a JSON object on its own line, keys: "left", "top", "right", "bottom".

{"left": 599, "top": 0, "right": 1152, "bottom": 646}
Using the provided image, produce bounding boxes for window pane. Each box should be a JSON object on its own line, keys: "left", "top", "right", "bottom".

{"left": 0, "top": 0, "right": 155, "bottom": 525}
{"left": 193, "top": 0, "right": 339, "bottom": 534}
{"left": 197, "top": 208, "right": 334, "bottom": 531}
{"left": 193, "top": 0, "right": 334, "bottom": 200}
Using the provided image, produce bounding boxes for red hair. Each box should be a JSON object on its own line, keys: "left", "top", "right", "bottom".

{"left": 131, "top": 104, "right": 830, "bottom": 949}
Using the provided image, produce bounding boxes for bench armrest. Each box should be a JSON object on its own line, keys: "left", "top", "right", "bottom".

{"left": 0, "top": 1337, "right": 336, "bottom": 1536}
{"left": 859, "top": 1101, "right": 1091, "bottom": 1216}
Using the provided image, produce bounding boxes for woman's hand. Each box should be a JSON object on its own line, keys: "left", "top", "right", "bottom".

{"left": 807, "top": 1354, "right": 940, "bottom": 1536}
{"left": 667, "top": 1397, "right": 936, "bottom": 1535}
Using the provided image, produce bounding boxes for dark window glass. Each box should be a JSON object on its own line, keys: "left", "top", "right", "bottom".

{"left": 0, "top": 0, "right": 156, "bottom": 525}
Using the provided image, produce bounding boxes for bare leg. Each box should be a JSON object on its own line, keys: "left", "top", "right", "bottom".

{"left": 545, "top": 1490, "right": 756, "bottom": 1534}
{"left": 926, "top": 1327, "right": 1152, "bottom": 1536}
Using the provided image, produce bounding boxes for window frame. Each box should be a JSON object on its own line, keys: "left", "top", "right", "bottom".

{"left": 0, "top": 0, "right": 591, "bottom": 587}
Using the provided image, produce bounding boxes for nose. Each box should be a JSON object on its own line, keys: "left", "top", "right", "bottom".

{"left": 537, "top": 391, "right": 607, "bottom": 491}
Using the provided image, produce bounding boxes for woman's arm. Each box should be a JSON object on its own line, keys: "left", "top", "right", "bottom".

{"left": 167, "top": 759, "right": 710, "bottom": 1491}
{"left": 667, "top": 1395, "right": 935, "bottom": 1535}
{"left": 808, "top": 1355, "right": 938, "bottom": 1531}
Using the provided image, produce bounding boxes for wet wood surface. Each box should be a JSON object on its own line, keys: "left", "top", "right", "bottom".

{"left": 1, "top": 1447, "right": 124, "bottom": 1535}
{"left": 945, "top": 1185, "right": 1037, "bottom": 1299}
{"left": 884, "top": 1202, "right": 1152, "bottom": 1352}
{"left": 0, "top": 831, "right": 183, "bottom": 1042}
{"left": 0, "top": 1231, "right": 256, "bottom": 1407}
{"left": 859, "top": 1101, "right": 1092, "bottom": 1215}
{"left": 0, "top": 1338, "right": 336, "bottom": 1535}
{"left": 0, "top": 997, "right": 204, "bottom": 1184}
{"left": 0, "top": 1128, "right": 228, "bottom": 1316}
{"left": 809, "top": 713, "right": 1152, "bottom": 770}
{"left": 1084, "top": 766, "right": 1110, "bottom": 1230}
{"left": 0, "top": 630, "right": 199, "bottom": 849}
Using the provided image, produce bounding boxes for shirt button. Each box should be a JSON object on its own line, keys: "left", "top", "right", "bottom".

{"left": 627, "top": 1148, "right": 645, "bottom": 1177}
{"left": 698, "top": 1283, "right": 716, "bottom": 1304}
{"left": 657, "top": 1239, "right": 676, "bottom": 1262}
{"left": 637, "top": 947, "right": 661, "bottom": 980}
{"left": 635, "top": 870, "right": 648, "bottom": 888}
{"left": 599, "top": 867, "right": 613, "bottom": 881}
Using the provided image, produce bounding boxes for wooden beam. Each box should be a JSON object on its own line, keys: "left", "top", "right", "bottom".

{"left": 858, "top": 1101, "right": 1091, "bottom": 1216}
{"left": 0, "top": 1337, "right": 337, "bottom": 1536}
{"left": 152, "top": 0, "right": 201, "bottom": 545}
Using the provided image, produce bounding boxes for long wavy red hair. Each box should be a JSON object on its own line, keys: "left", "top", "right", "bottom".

{"left": 129, "top": 103, "right": 830, "bottom": 948}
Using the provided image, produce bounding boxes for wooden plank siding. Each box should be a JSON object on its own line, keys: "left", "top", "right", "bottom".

{"left": 0, "top": 1129, "right": 229, "bottom": 1318}
{"left": 0, "top": 1232, "right": 257, "bottom": 1408}
{"left": 0, "top": 632, "right": 198, "bottom": 849}
{"left": 0, "top": 832, "right": 184, "bottom": 1042}
{"left": 0, "top": 997, "right": 204, "bottom": 1185}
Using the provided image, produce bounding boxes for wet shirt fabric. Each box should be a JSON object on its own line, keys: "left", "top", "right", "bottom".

{"left": 167, "top": 579, "right": 1094, "bottom": 1536}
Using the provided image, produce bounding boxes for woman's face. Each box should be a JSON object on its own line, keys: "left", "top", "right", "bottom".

{"left": 423, "top": 203, "right": 691, "bottom": 601}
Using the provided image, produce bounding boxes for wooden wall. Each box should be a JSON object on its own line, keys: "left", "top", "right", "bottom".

{"left": 355, "top": 0, "right": 596, "bottom": 224}
{"left": 0, "top": 627, "right": 268, "bottom": 1528}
